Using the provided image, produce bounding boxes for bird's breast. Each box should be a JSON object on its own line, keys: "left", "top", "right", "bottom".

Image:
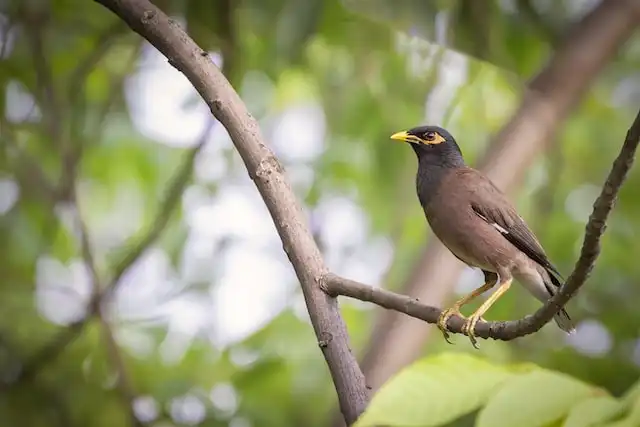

{"left": 423, "top": 202, "right": 504, "bottom": 273}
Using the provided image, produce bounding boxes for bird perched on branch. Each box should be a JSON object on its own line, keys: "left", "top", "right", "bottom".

{"left": 390, "top": 125, "right": 575, "bottom": 347}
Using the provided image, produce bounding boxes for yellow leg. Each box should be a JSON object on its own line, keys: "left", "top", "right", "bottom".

{"left": 462, "top": 278, "right": 512, "bottom": 349}
{"left": 437, "top": 280, "right": 496, "bottom": 344}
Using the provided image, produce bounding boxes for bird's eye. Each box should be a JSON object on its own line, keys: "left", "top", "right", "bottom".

{"left": 424, "top": 132, "right": 436, "bottom": 141}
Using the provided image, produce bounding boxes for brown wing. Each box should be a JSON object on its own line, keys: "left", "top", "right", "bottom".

{"left": 460, "top": 169, "right": 563, "bottom": 280}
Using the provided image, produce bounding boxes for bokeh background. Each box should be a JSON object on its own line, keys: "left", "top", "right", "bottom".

{"left": 1, "top": 0, "right": 640, "bottom": 426}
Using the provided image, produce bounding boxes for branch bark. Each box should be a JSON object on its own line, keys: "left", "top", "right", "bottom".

{"left": 325, "top": 106, "right": 640, "bottom": 339}
{"left": 94, "top": 0, "right": 369, "bottom": 424}
{"left": 360, "top": 0, "right": 640, "bottom": 390}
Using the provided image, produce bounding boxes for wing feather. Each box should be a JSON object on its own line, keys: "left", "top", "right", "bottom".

{"left": 464, "top": 171, "right": 563, "bottom": 281}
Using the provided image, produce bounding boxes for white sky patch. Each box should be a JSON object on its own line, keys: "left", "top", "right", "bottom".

{"left": 424, "top": 50, "right": 468, "bottom": 123}
{"left": 210, "top": 382, "right": 239, "bottom": 416}
{"left": 271, "top": 103, "right": 326, "bottom": 162}
{"left": 5, "top": 80, "right": 41, "bottom": 123}
{"left": 110, "top": 247, "right": 185, "bottom": 323}
{"left": 455, "top": 267, "right": 485, "bottom": 295}
{"left": 115, "top": 327, "right": 156, "bottom": 359}
{"left": 35, "top": 257, "right": 92, "bottom": 325}
{"left": 185, "top": 183, "right": 276, "bottom": 244}
{"left": 0, "top": 177, "right": 19, "bottom": 214}
{"left": 210, "top": 242, "right": 295, "bottom": 347}
{"left": 316, "top": 195, "right": 368, "bottom": 257}
{"left": 565, "top": 184, "right": 601, "bottom": 224}
{"left": 334, "top": 236, "right": 395, "bottom": 289}
{"left": 566, "top": 318, "right": 613, "bottom": 357}
{"left": 170, "top": 394, "right": 206, "bottom": 425}
{"left": 125, "top": 43, "right": 222, "bottom": 148}
{"left": 133, "top": 396, "right": 159, "bottom": 423}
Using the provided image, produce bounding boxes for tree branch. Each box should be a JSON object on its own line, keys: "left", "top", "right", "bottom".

{"left": 325, "top": 108, "right": 640, "bottom": 341}
{"left": 94, "top": 0, "right": 369, "bottom": 423}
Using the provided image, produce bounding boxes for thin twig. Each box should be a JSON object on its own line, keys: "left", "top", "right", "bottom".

{"left": 21, "top": 4, "right": 63, "bottom": 145}
{"left": 98, "top": 316, "right": 143, "bottom": 426}
{"left": 73, "top": 189, "right": 144, "bottom": 427}
{"left": 105, "top": 121, "right": 213, "bottom": 294}
{"left": 325, "top": 108, "right": 640, "bottom": 341}
{"left": 3, "top": 133, "right": 58, "bottom": 203}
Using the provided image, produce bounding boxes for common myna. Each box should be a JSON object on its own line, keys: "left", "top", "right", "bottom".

{"left": 390, "top": 125, "right": 575, "bottom": 347}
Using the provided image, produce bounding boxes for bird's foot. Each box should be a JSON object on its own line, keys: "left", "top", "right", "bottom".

{"left": 437, "top": 307, "right": 465, "bottom": 344}
{"left": 461, "top": 314, "right": 486, "bottom": 349}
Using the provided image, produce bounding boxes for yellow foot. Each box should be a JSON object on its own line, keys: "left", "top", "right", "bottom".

{"left": 461, "top": 315, "right": 486, "bottom": 349}
{"left": 437, "top": 308, "right": 465, "bottom": 344}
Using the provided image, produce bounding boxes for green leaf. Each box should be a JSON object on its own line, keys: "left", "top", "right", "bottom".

{"left": 563, "top": 396, "right": 622, "bottom": 427}
{"left": 354, "top": 353, "right": 517, "bottom": 427}
{"left": 477, "top": 369, "right": 595, "bottom": 427}
{"left": 603, "top": 397, "right": 640, "bottom": 427}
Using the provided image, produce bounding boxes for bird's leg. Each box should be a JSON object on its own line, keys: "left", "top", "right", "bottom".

{"left": 437, "top": 272, "right": 498, "bottom": 343}
{"left": 462, "top": 278, "right": 512, "bottom": 349}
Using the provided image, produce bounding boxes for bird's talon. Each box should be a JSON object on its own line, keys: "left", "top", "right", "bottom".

{"left": 437, "top": 308, "right": 463, "bottom": 344}
{"left": 462, "top": 315, "right": 484, "bottom": 349}
{"left": 470, "top": 335, "right": 479, "bottom": 349}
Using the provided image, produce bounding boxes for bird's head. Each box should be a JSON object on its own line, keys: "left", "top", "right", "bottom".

{"left": 390, "top": 125, "right": 465, "bottom": 167}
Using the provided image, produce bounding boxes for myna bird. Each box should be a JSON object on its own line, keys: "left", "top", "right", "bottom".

{"left": 390, "top": 125, "right": 575, "bottom": 347}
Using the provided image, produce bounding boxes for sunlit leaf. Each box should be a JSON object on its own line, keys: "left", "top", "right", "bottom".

{"left": 476, "top": 369, "right": 596, "bottom": 427}
{"left": 355, "top": 353, "right": 519, "bottom": 427}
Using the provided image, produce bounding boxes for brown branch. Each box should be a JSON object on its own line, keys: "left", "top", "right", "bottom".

{"left": 360, "top": 0, "right": 640, "bottom": 391}
{"left": 325, "top": 107, "right": 640, "bottom": 340}
{"left": 93, "top": 0, "right": 369, "bottom": 423}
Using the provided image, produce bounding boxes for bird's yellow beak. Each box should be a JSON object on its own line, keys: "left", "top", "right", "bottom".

{"left": 390, "top": 131, "right": 410, "bottom": 142}
{"left": 391, "top": 130, "right": 424, "bottom": 144}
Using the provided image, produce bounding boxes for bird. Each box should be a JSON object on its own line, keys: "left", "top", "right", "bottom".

{"left": 390, "top": 125, "right": 575, "bottom": 347}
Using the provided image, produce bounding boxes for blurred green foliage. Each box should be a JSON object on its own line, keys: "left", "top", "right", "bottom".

{"left": 357, "top": 353, "right": 640, "bottom": 427}
{"left": 0, "top": 0, "right": 639, "bottom": 426}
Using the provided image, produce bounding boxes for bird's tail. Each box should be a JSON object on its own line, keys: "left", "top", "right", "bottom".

{"left": 546, "top": 272, "right": 576, "bottom": 334}
{"left": 553, "top": 308, "right": 575, "bottom": 334}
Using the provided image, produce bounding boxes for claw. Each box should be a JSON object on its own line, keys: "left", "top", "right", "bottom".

{"left": 462, "top": 315, "right": 486, "bottom": 349}
{"left": 437, "top": 308, "right": 465, "bottom": 345}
